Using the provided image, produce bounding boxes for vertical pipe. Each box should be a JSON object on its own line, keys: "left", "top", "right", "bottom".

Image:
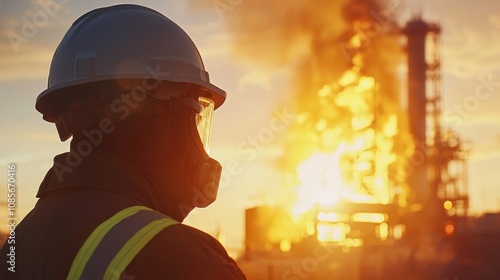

{"left": 404, "top": 18, "right": 429, "bottom": 205}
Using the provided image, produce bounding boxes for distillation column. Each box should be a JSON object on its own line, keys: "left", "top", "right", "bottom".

{"left": 404, "top": 17, "right": 430, "bottom": 206}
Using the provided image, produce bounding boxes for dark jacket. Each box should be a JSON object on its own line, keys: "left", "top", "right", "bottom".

{"left": 0, "top": 151, "right": 246, "bottom": 279}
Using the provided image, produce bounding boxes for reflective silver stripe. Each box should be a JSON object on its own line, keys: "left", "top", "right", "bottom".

{"left": 68, "top": 206, "right": 178, "bottom": 280}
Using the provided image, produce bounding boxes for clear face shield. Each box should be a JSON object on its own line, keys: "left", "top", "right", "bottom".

{"left": 193, "top": 96, "right": 222, "bottom": 208}
{"left": 151, "top": 85, "right": 215, "bottom": 153}
{"left": 195, "top": 97, "right": 215, "bottom": 154}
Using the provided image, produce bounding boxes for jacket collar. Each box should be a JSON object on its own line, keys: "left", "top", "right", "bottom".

{"left": 37, "top": 150, "right": 163, "bottom": 213}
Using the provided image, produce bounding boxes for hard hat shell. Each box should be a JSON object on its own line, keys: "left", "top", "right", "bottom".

{"left": 36, "top": 4, "right": 226, "bottom": 122}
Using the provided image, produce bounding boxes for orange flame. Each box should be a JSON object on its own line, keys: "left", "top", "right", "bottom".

{"left": 190, "top": 0, "right": 414, "bottom": 245}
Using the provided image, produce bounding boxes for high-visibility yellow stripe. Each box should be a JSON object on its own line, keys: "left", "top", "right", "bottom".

{"left": 104, "top": 218, "right": 178, "bottom": 280}
{"left": 67, "top": 205, "right": 151, "bottom": 280}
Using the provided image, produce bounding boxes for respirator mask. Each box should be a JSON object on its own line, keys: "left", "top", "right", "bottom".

{"left": 159, "top": 94, "right": 222, "bottom": 209}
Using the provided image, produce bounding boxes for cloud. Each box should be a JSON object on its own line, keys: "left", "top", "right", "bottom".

{"left": 488, "top": 14, "right": 500, "bottom": 30}
{"left": 238, "top": 69, "right": 277, "bottom": 91}
{"left": 0, "top": 13, "right": 54, "bottom": 82}
{"left": 469, "top": 148, "right": 500, "bottom": 163}
{"left": 0, "top": 40, "right": 52, "bottom": 82}
{"left": 24, "top": 131, "right": 59, "bottom": 142}
{"left": 195, "top": 30, "right": 233, "bottom": 58}
{"left": 458, "top": 125, "right": 500, "bottom": 163}
{"left": 462, "top": 114, "right": 500, "bottom": 127}
{"left": 442, "top": 18, "right": 500, "bottom": 78}
{"left": 0, "top": 153, "right": 41, "bottom": 166}
{"left": 0, "top": 0, "right": 76, "bottom": 82}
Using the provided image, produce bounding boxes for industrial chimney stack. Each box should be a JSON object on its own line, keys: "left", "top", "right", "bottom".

{"left": 404, "top": 16, "right": 432, "bottom": 206}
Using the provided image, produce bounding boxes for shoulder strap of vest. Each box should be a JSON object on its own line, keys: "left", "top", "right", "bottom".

{"left": 67, "top": 205, "right": 178, "bottom": 280}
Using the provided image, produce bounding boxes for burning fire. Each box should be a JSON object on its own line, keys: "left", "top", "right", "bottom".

{"left": 291, "top": 68, "right": 399, "bottom": 219}
{"left": 290, "top": 60, "right": 400, "bottom": 242}
{"left": 275, "top": 1, "right": 409, "bottom": 244}
{"left": 191, "top": 0, "right": 412, "bottom": 246}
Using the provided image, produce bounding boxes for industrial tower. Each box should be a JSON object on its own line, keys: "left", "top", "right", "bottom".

{"left": 403, "top": 15, "right": 469, "bottom": 230}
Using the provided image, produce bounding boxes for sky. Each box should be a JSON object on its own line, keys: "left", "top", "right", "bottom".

{"left": 0, "top": 0, "right": 499, "bottom": 255}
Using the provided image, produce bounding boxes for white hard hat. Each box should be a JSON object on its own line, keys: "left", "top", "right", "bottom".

{"left": 36, "top": 4, "right": 226, "bottom": 123}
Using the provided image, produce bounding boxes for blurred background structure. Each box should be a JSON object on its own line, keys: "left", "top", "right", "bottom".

{"left": 230, "top": 1, "right": 500, "bottom": 279}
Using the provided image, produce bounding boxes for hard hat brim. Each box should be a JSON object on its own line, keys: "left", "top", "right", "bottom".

{"left": 36, "top": 75, "right": 226, "bottom": 122}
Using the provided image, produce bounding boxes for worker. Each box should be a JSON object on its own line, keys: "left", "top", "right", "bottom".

{"left": 0, "top": 4, "right": 247, "bottom": 279}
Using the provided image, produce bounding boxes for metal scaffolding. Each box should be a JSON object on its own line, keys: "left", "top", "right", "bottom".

{"left": 424, "top": 22, "right": 469, "bottom": 218}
